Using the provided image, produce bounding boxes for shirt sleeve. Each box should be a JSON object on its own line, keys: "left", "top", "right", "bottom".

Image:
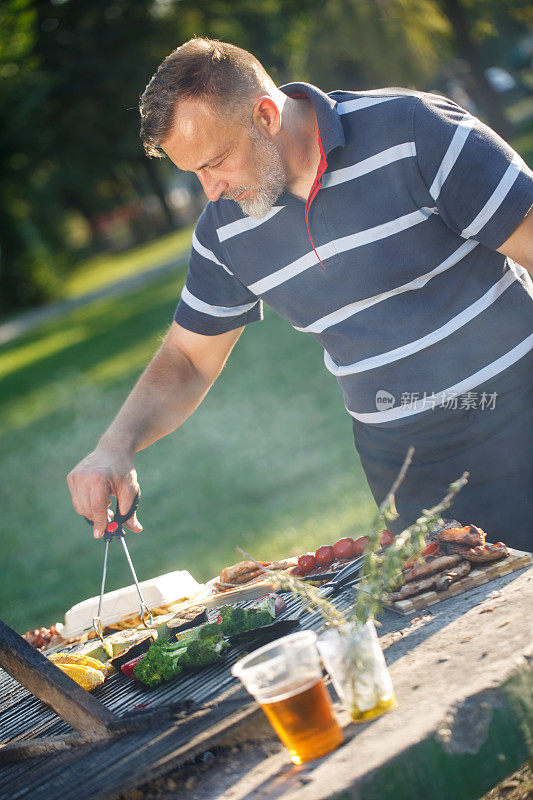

{"left": 413, "top": 93, "right": 533, "bottom": 250}
{"left": 174, "top": 205, "right": 263, "bottom": 335}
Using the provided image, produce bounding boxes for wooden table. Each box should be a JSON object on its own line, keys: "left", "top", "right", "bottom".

{"left": 1, "top": 563, "right": 531, "bottom": 800}
{"left": 166, "top": 563, "right": 533, "bottom": 800}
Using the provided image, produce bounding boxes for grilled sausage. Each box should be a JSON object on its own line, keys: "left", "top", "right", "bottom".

{"left": 402, "top": 554, "right": 462, "bottom": 583}
{"left": 387, "top": 574, "right": 441, "bottom": 601}
{"left": 434, "top": 560, "right": 471, "bottom": 591}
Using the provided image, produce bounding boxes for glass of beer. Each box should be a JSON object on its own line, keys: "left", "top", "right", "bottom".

{"left": 231, "top": 630, "right": 344, "bottom": 764}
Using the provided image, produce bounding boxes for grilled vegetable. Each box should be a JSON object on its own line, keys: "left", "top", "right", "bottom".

{"left": 75, "top": 639, "right": 113, "bottom": 662}
{"left": 166, "top": 605, "right": 207, "bottom": 635}
{"left": 109, "top": 631, "right": 157, "bottom": 669}
{"left": 121, "top": 653, "right": 147, "bottom": 678}
{"left": 217, "top": 597, "right": 277, "bottom": 637}
{"left": 54, "top": 663, "right": 105, "bottom": 691}
{"left": 105, "top": 629, "right": 156, "bottom": 656}
{"left": 133, "top": 626, "right": 228, "bottom": 687}
{"left": 48, "top": 652, "right": 106, "bottom": 671}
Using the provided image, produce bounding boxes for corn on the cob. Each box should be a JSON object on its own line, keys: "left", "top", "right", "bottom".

{"left": 48, "top": 652, "right": 105, "bottom": 671}
{"left": 99, "top": 661, "right": 116, "bottom": 678}
{"left": 54, "top": 663, "right": 105, "bottom": 691}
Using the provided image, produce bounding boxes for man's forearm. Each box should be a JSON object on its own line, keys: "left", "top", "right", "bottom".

{"left": 68, "top": 323, "right": 242, "bottom": 534}
{"left": 97, "top": 341, "right": 212, "bottom": 458}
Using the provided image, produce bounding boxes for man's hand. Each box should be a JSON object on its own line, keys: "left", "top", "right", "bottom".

{"left": 67, "top": 448, "right": 142, "bottom": 538}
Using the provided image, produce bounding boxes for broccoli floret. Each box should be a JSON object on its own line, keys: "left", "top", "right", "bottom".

{"left": 134, "top": 640, "right": 185, "bottom": 685}
{"left": 218, "top": 605, "right": 275, "bottom": 636}
{"left": 178, "top": 637, "right": 228, "bottom": 669}
{"left": 218, "top": 606, "right": 247, "bottom": 636}
{"left": 244, "top": 609, "right": 273, "bottom": 629}
{"left": 133, "top": 653, "right": 164, "bottom": 687}
{"left": 133, "top": 626, "right": 228, "bottom": 686}
{"left": 198, "top": 623, "right": 223, "bottom": 640}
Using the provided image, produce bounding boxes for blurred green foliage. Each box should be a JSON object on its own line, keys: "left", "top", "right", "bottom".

{"left": 0, "top": 0, "right": 531, "bottom": 314}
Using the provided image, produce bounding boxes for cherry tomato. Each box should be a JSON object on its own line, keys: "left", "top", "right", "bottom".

{"left": 333, "top": 537, "right": 356, "bottom": 560}
{"left": 379, "top": 530, "right": 395, "bottom": 547}
{"left": 298, "top": 553, "right": 317, "bottom": 573}
{"left": 315, "top": 545, "right": 335, "bottom": 567}
{"left": 353, "top": 536, "right": 370, "bottom": 556}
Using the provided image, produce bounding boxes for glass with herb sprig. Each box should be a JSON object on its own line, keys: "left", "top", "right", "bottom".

{"left": 241, "top": 449, "right": 468, "bottom": 724}
{"left": 317, "top": 619, "right": 397, "bottom": 721}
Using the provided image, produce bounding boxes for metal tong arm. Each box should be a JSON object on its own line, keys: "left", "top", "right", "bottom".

{"left": 119, "top": 537, "right": 153, "bottom": 629}
{"left": 91, "top": 491, "right": 152, "bottom": 640}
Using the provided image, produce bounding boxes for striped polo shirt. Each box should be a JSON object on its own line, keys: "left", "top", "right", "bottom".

{"left": 175, "top": 83, "right": 533, "bottom": 427}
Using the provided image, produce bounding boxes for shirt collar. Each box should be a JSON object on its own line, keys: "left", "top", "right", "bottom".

{"left": 279, "top": 82, "right": 345, "bottom": 155}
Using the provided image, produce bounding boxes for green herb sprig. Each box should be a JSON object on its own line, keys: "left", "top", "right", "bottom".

{"left": 351, "top": 448, "right": 468, "bottom": 625}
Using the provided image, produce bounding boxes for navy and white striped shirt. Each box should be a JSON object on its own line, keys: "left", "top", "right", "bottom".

{"left": 175, "top": 83, "right": 533, "bottom": 427}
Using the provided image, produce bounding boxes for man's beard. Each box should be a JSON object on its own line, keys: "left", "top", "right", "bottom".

{"left": 223, "top": 127, "right": 286, "bottom": 218}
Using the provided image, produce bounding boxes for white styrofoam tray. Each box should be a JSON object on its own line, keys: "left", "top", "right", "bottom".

{"left": 62, "top": 570, "right": 202, "bottom": 638}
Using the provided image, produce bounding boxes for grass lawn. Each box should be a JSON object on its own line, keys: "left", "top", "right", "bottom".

{"left": 0, "top": 264, "right": 376, "bottom": 633}
{"left": 61, "top": 226, "right": 194, "bottom": 300}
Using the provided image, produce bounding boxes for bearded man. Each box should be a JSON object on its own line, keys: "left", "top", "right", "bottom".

{"left": 68, "top": 39, "right": 533, "bottom": 551}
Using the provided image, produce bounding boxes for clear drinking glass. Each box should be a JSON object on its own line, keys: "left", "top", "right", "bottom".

{"left": 318, "top": 620, "right": 396, "bottom": 723}
{"left": 231, "top": 630, "right": 344, "bottom": 764}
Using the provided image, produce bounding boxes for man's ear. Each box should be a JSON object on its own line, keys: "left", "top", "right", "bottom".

{"left": 252, "top": 96, "right": 282, "bottom": 138}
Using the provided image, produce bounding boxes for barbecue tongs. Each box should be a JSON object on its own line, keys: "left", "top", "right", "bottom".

{"left": 85, "top": 491, "right": 152, "bottom": 642}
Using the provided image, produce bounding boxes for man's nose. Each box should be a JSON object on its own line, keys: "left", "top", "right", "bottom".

{"left": 198, "top": 172, "right": 228, "bottom": 202}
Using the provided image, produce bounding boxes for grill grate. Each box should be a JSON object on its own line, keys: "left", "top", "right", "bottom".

{"left": 0, "top": 571, "right": 360, "bottom": 800}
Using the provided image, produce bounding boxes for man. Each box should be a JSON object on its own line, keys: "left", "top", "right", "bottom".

{"left": 67, "top": 38, "right": 533, "bottom": 550}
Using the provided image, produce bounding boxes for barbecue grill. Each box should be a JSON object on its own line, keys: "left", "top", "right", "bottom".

{"left": 0, "top": 563, "right": 361, "bottom": 800}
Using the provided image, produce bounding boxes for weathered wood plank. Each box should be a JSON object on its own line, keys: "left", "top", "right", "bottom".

{"left": 0, "top": 620, "right": 117, "bottom": 740}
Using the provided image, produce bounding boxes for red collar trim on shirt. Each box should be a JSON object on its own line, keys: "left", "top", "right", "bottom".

{"left": 289, "top": 92, "right": 329, "bottom": 268}
{"left": 305, "top": 131, "right": 328, "bottom": 269}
